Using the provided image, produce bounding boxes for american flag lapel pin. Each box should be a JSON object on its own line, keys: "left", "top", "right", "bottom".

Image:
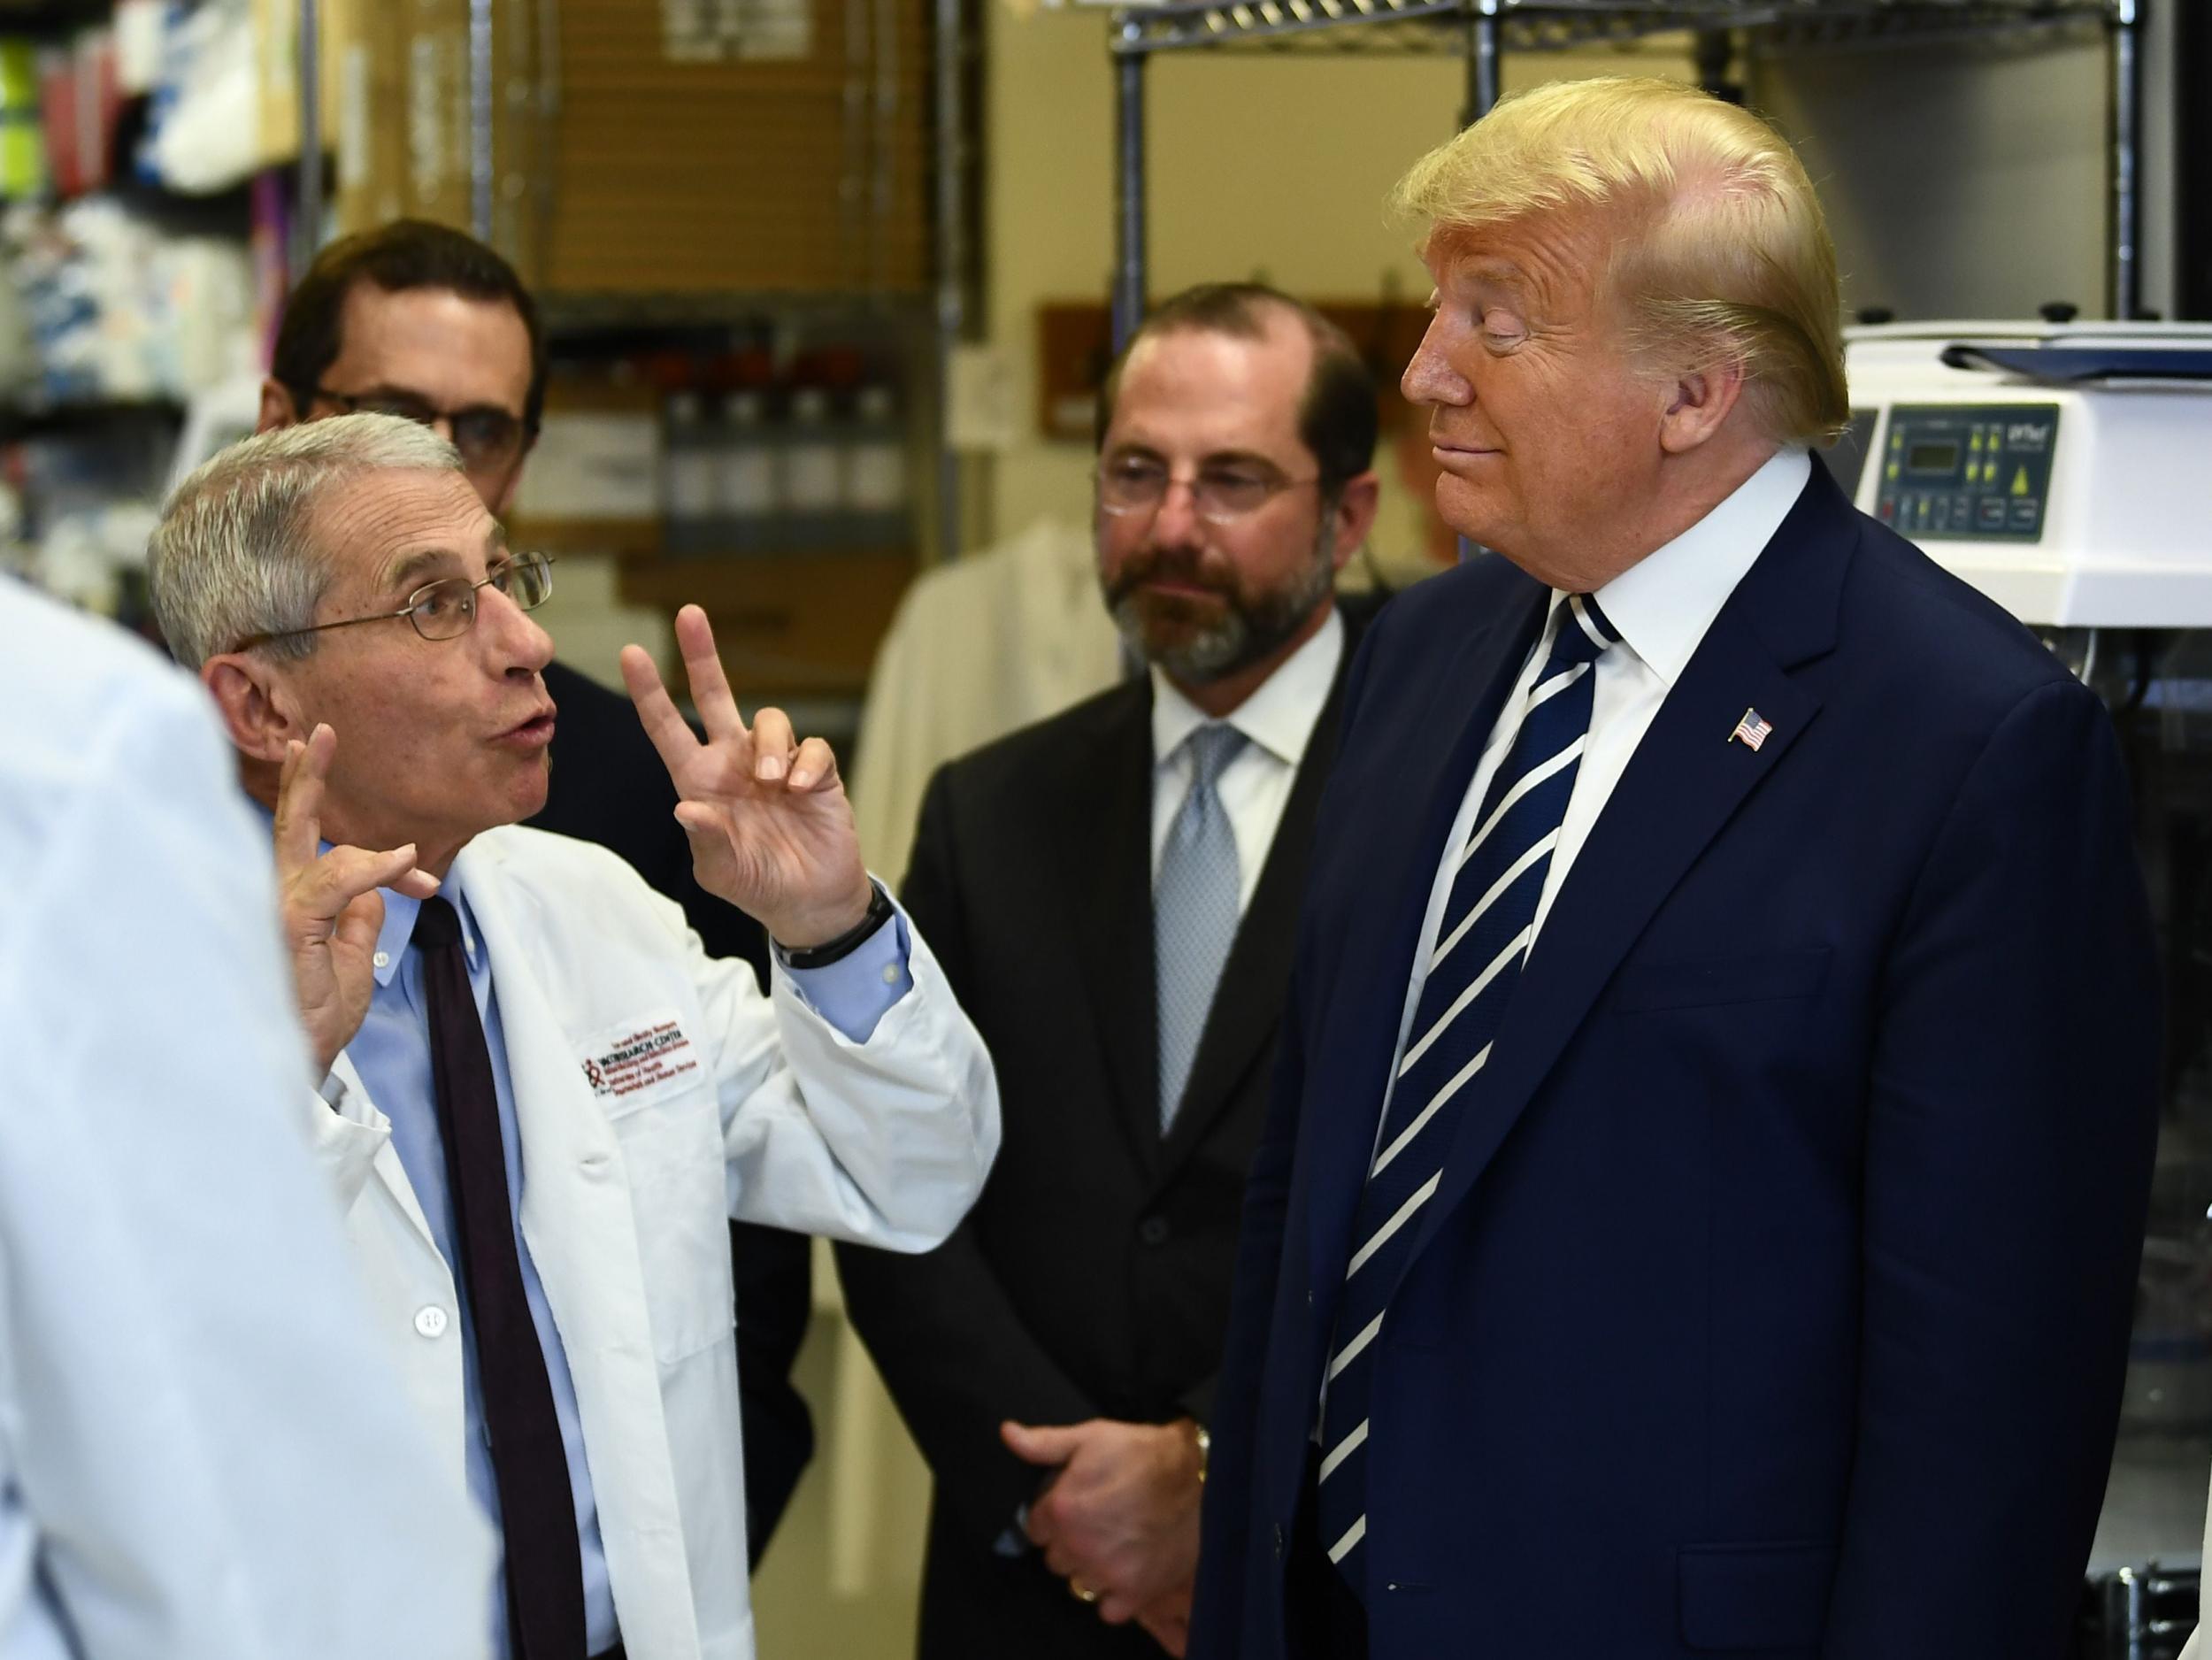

{"left": 1729, "top": 707, "right": 1773, "bottom": 751}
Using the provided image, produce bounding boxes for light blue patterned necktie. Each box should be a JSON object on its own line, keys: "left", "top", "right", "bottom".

{"left": 1155, "top": 722, "right": 1248, "bottom": 1132}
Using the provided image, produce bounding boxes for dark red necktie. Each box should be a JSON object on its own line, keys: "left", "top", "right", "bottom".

{"left": 415, "top": 895, "right": 587, "bottom": 1660}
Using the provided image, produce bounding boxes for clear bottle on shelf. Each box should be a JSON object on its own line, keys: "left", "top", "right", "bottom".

{"left": 716, "top": 387, "right": 780, "bottom": 549}
{"left": 780, "top": 385, "right": 841, "bottom": 519}
{"left": 844, "top": 383, "right": 907, "bottom": 519}
{"left": 664, "top": 390, "right": 719, "bottom": 548}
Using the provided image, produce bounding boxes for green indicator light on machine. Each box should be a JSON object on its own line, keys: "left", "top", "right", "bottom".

{"left": 1886, "top": 461, "right": 1900, "bottom": 481}
{"left": 2011, "top": 466, "right": 2030, "bottom": 496}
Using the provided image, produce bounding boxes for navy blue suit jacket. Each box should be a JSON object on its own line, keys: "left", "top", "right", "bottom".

{"left": 1190, "top": 462, "right": 2160, "bottom": 1659}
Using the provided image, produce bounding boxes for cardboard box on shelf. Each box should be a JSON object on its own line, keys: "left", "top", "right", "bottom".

{"left": 618, "top": 551, "right": 916, "bottom": 698}
{"left": 330, "top": 0, "right": 407, "bottom": 234}
{"left": 541, "top": 0, "right": 929, "bottom": 295}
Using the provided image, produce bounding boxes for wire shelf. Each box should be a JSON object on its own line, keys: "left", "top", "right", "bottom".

{"left": 1105, "top": 0, "right": 2119, "bottom": 59}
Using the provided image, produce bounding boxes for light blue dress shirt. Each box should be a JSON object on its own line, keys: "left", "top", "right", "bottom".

{"left": 350, "top": 868, "right": 910, "bottom": 1659}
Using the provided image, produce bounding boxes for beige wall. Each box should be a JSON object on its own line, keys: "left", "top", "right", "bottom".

{"left": 982, "top": 22, "right": 1696, "bottom": 569}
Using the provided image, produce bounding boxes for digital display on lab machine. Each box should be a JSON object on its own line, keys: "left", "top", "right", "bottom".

{"left": 1873, "top": 403, "right": 2059, "bottom": 542}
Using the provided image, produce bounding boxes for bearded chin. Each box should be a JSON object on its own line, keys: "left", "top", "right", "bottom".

{"left": 1113, "top": 564, "right": 1334, "bottom": 686}
{"left": 1113, "top": 589, "right": 1257, "bottom": 682}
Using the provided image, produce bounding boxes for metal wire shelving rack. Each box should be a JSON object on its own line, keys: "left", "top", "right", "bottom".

{"left": 1100, "top": 0, "right": 2142, "bottom": 343}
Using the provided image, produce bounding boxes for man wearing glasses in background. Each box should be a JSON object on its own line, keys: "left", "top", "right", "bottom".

{"left": 146, "top": 412, "right": 1000, "bottom": 1660}
{"left": 254, "top": 220, "right": 821, "bottom": 1574}
{"left": 838, "top": 283, "right": 1386, "bottom": 1658}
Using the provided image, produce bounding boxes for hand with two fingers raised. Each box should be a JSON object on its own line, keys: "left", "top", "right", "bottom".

{"left": 619, "top": 603, "right": 872, "bottom": 949}
{"left": 273, "top": 725, "right": 439, "bottom": 1078}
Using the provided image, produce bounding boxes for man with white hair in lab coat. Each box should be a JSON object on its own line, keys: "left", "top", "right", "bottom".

{"left": 145, "top": 412, "right": 1001, "bottom": 1660}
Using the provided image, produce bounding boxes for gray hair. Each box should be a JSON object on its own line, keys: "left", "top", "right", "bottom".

{"left": 148, "top": 412, "right": 464, "bottom": 666}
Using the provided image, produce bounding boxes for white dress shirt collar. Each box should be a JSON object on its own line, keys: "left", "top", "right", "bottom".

{"left": 1151, "top": 605, "right": 1346, "bottom": 767}
{"left": 1583, "top": 445, "right": 1811, "bottom": 687}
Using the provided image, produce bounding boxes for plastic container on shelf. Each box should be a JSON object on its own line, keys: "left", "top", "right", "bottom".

{"left": 780, "top": 384, "right": 841, "bottom": 518}
{"left": 716, "top": 388, "right": 780, "bottom": 539}
{"left": 844, "top": 383, "right": 907, "bottom": 517}
{"left": 663, "top": 390, "right": 719, "bottom": 535}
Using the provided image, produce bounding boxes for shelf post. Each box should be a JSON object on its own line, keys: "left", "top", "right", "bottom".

{"left": 1112, "top": 19, "right": 1148, "bottom": 349}
{"left": 1461, "top": 0, "right": 1500, "bottom": 129}
{"left": 2111, "top": 0, "right": 2143, "bottom": 319}
{"left": 469, "top": 0, "right": 496, "bottom": 243}
{"left": 293, "top": 0, "right": 321, "bottom": 277}
{"left": 933, "top": 0, "right": 968, "bottom": 562}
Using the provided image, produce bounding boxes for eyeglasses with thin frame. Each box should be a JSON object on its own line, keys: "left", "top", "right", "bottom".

{"left": 303, "top": 384, "right": 532, "bottom": 476}
{"left": 231, "top": 551, "right": 556, "bottom": 652}
{"left": 1094, "top": 454, "right": 1321, "bottom": 526}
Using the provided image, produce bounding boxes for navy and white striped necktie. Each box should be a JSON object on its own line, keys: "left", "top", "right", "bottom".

{"left": 1314, "top": 593, "right": 1618, "bottom": 1592}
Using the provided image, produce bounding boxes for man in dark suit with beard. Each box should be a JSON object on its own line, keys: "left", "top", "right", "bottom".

{"left": 838, "top": 283, "right": 1386, "bottom": 1657}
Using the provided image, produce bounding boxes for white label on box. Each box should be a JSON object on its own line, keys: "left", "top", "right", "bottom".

{"left": 947, "top": 343, "right": 1018, "bottom": 453}
{"left": 512, "top": 412, "right": 663, "bottom": 521}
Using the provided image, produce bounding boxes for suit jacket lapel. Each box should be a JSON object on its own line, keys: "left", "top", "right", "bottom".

{"left": 1062, "top": 681, "right": 1165, "bottom": 1177}
{"left": 1389, "top": 466, "right": 1857, "bottom": 1291}
{"left": 1157, "top": 651, "right": 1351, "bottom": 1179}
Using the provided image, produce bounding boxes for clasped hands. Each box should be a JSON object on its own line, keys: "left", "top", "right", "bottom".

{"left": 276, "top": 603, "right": 872, "bottom": 1076}
{"left": 1002, "top": 1416, "right": 1205, "bottom": 1656}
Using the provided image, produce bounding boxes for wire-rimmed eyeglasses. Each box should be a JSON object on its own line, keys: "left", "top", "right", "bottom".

{"left": 231, "top": 551, "right": 555, "bottom": 651}
{"left": 1094, "top": 456, "right": 1320, "bottom": 526}
{"left": 300, "top": 385, "right": 533, "bottom": 479}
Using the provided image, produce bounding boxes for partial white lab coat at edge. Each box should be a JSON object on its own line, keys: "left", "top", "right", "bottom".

{"left": 302, "top": 824, "right": 1001, "bottom": 1660}
{"left": 0, "top": 578, "right": 494, "bottom": 1660}
{"left": 2184, "top": 1486, "right": 2208, "bottom": 1657}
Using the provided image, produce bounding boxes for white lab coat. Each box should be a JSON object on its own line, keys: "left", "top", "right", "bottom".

{"left": 0, "top": 580, "right": 494, "bottom": 1660}
{"left": 849, "top": 517, "right": 1120, "bottom": 888}
{"left": 2184, "top": 1484, "right": 2208, "bottom": 1658}
{"left": 302, "top": 825, "right": 1000, "bottom": 1660}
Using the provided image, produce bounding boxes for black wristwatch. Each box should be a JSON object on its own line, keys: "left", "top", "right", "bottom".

{"left": 773, "top": 880, "right": 895, "bottom": 970}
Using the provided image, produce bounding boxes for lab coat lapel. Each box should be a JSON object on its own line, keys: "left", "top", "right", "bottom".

{"left": 452, "top": 839, "right": 703, "bottom": 1659}
{"left": 322, "top": 1049, "right": 444, "bottom": 1258}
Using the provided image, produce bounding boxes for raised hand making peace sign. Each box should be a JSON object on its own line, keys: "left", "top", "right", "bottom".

{"left": 619, "top": 604, "right": 873, "bottom": 950}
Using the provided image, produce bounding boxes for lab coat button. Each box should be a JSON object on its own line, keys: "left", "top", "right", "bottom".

{"left": 1138, "top": 1216, "right": 1171, "bottom": 1246}
{"left": 413, "top": 1305, "right": 449, "bottom": 1339}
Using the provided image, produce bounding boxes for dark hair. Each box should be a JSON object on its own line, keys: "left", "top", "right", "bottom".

{"left": 270, "top": 219, "right": 548, "bottom": 434}
{"left": 1094, "top": 282, "right": 1379, "bottom": 495}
